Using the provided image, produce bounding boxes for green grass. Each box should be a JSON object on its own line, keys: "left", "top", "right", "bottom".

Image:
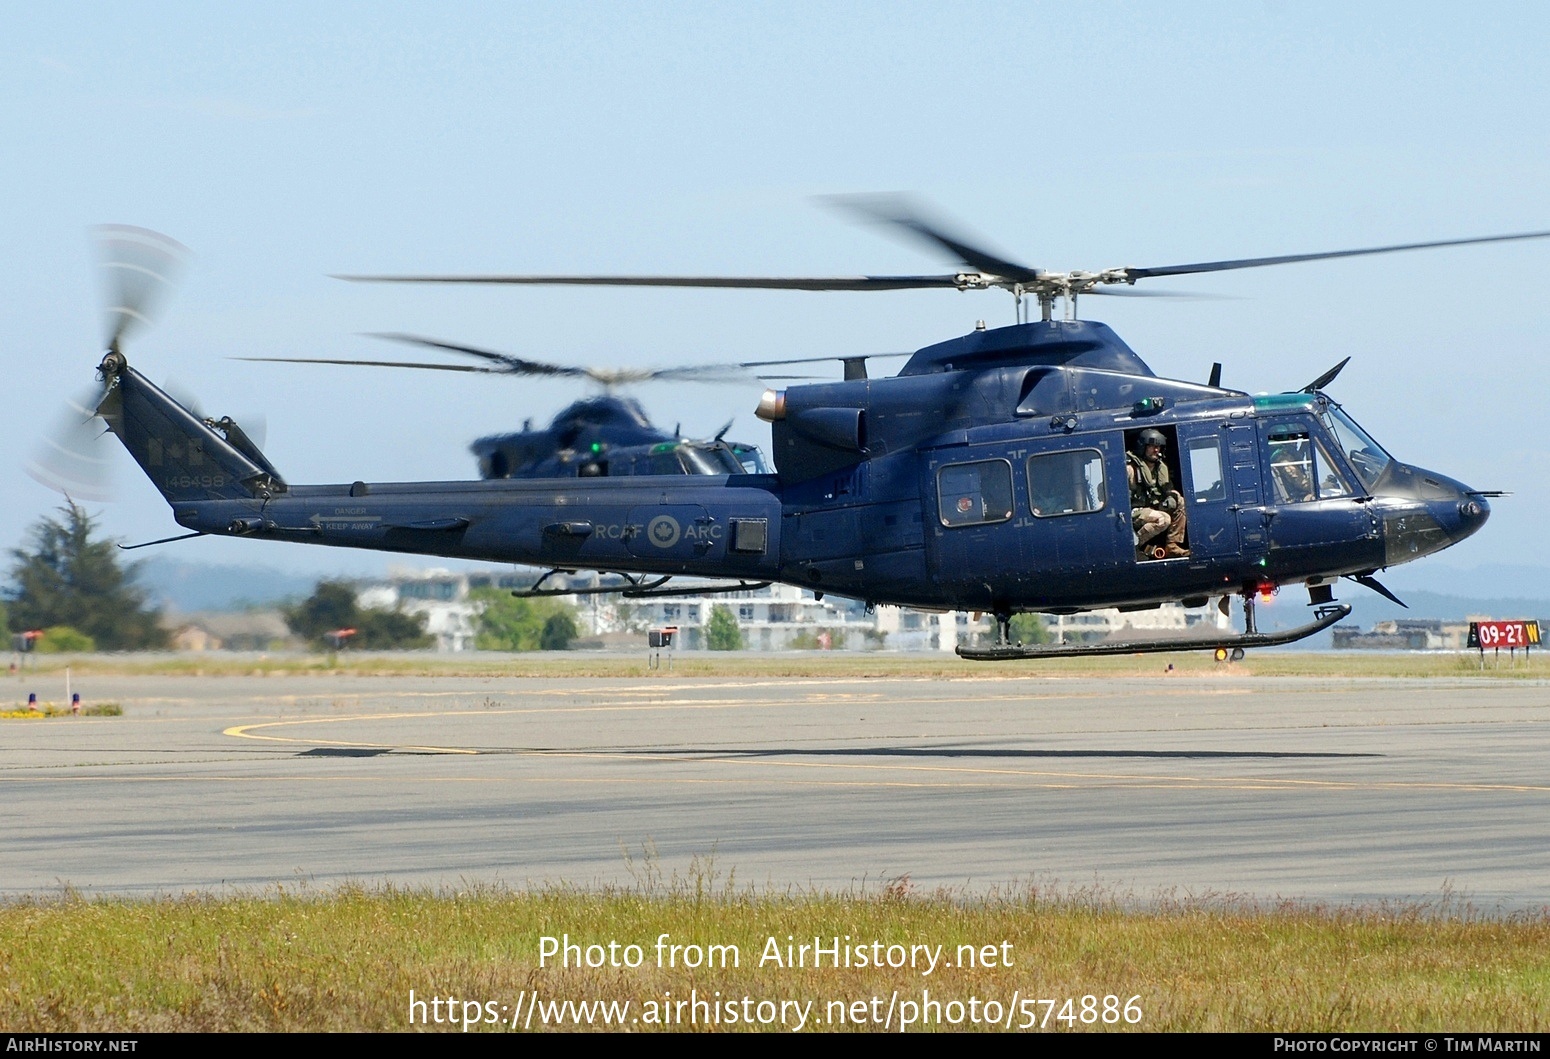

{"left": 2, "top": 880, "right": 1546, "bottom": 1032}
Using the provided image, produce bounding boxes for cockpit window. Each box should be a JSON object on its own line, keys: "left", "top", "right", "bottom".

{"left": 1268, "top": 433, "right": 1317, "bottom": 504}
{"left": 1321, "top": 406, "right": 1391, "bottom": 490}
{"left": 1314, "top": 440, "right": 1351, "bottom": 498}
{"left": 641, "top": 451, "right": 686, "bottom": 475}
{"left": 731, "top": 444, "right": 770, "bottom": 474}
{"left": 1267, "top": 430, "right": 1355, "bottom": 503}
{"left": 710, "top": 448, "right": 747, "bottom": 474}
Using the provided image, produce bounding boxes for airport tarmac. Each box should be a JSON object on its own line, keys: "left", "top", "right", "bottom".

{"left": 3, "top": 670, "right": 1548, "bottom": 908}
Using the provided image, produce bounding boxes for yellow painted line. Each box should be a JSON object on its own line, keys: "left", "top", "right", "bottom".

{"left": 223, "top": 720, "right": 477, "bottom": 755}
{"left": 221, "top": 713, "right": 1550, "bottom": 794}
{"left": 221, "top": 684, "right": 1158, "bottom": 705}
{"left": 222, "top": 700, "right": 785, "bottom": 747}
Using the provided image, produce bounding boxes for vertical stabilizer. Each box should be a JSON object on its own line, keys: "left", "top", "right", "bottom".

{"left": 95, "top": 353, "right": 285, "bottom": 503}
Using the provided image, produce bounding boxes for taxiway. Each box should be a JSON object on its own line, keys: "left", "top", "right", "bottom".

{"left": 3, "top": 670, "right": 1547, "bottom": 908}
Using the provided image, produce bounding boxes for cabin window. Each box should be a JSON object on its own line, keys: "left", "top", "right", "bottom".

{"left": 937, "top": 459, "right": 1014, "bottom": 527}
{"left": 1025, "top": 449, "right": 1106, "bottom": 517}
{"left": 1186, "top": 438, "right": 1226, "bottom": 503}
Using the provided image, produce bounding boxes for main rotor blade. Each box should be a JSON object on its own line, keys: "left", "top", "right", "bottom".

{"left": 1124, "top": 229, "right": 1550, "bottom": 281}
{"left": 737, "top": 351, "right": 912, "bottom": 368}
{"left": 1086, "top": 287, "right": 1235, "bottom": 300}
{"left": 369, "top": 333, "right": 587, "bottom": 377}
{"left": 632, "top": 364, "right": 755, "bottom": 383}
{"left": 234, "top": 356, "right": 509, "bottom": 374}
{"left": 241, "top": 336, "right": 761, "bottom": 386}
{"left": 823, "top": 193, "right": 1043, "bottom": 283}
{"left": 333, "top": 272, "right": 971, "bottom": 291}
{"left": 94, "top": 225, "right": 188, "bottom": 351}
{"left": 378, "top": 333, "right": 756, "bottom": 384}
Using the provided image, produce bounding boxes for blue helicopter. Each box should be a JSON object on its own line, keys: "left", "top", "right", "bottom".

{"left": 236, "top": 332, "right": 776, "bottom": 481}
{"left": 68, "top": 203, "right": 1547, "bottom": 658}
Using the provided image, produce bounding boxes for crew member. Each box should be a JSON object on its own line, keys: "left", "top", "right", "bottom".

{"left": 1269, "top": 440, "right": 1315, "bottom": 503}
{"left": 1127, "top": 428, "right": 1189, "bottom": 558}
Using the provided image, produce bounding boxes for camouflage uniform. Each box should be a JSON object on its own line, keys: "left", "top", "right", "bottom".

{"left": 1127, "top": 450, "right": 1189, "bottom": 556}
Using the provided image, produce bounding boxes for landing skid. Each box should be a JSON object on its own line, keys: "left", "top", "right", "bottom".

{"left": 515, "top": 569, "right": 772, "bottom": 600}
{"left": 957, "top": 603, "right": 1351, "bottom": 661}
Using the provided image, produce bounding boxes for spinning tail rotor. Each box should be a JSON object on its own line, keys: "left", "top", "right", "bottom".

{"left": 28, "top": 227, "right": 188, "bottom": 499}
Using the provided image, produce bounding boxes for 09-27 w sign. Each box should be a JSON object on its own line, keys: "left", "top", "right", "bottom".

{"left": 1468, "top": 620, "right": 1541, "bottom": 650}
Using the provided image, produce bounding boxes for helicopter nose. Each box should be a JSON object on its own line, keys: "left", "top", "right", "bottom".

{"left": 1455, "top": 492, "right": 1490, "bottom": 536}
{"left": 1378, "top": 464, "right": 1490, "bottom": 565}
{"left": 1425, "top": 472, "right": 1490, "bottom": 547}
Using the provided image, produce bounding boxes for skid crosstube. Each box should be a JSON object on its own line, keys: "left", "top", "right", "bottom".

{"left": 957, "top": 604, "right": 1351, "bottom": 661}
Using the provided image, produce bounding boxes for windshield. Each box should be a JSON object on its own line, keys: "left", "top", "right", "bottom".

{"left": 681, "top": 444, "right": 745, "bottom": 475}
{"left": 1320, "top": 406, "right": 1391, "bottom": 490}
{"left": 731, "top": 444, "right": 770, "bottom": 474}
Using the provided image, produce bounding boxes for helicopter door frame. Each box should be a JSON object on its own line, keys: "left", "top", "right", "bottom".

{"left": 1019, "top": 437, "right": 1131, "bottom": 579}
{"left": 1174, "top": 424, "right": 1240, "bottom": 560}
{"left": 1121, "top": 424, "right": 1194, "bottom": 562}
{"left": 923, "top": 432, "right": 1130, "bottom": 607}
{"left": 921, "top": 449, "right": 1019, "bottom": 604}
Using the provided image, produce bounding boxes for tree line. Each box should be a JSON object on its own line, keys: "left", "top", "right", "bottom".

{"left": 4, "top": 503, "right": 578, "bottom": 653}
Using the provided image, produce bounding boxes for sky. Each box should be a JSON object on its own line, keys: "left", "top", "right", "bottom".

{"left": 3, "top": 2, "right": 1549, "bottom": 593}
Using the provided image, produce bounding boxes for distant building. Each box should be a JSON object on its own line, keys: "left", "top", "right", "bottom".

{"left": 357, "top": 568, "right": 546, "bottom": 652}
{"left": 626, "top": 582, "right": 891, "bottom": 652}
{"left": 1044, "top": 603, "right": 1230, "bottom": 646}
{"left": 168, "top": 610, "right": 294, "bottom": 652}
{"left": 357, "top": 568, "right": 963, "bottom": 652}
{"left": 872, "top": 607, "right": 967, "bottom": 653}
{"left": 355, "top": 568, "right": 1230, "bottom": 653}
{"left": 170, "top": 625, "right": 221, "bottom": 652}
{"left": 1332, "top": 618, "right": 1473, "bottom": 650}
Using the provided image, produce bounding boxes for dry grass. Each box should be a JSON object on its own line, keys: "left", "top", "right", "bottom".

{"left": 11, "top": 650, "right": 1549, "bottom": 680}
{"left": 2, "top": 878, "right": 1546, "bottom": 1032}
{"left": 0, "top": 701, "right": 121, "bottom": 718}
